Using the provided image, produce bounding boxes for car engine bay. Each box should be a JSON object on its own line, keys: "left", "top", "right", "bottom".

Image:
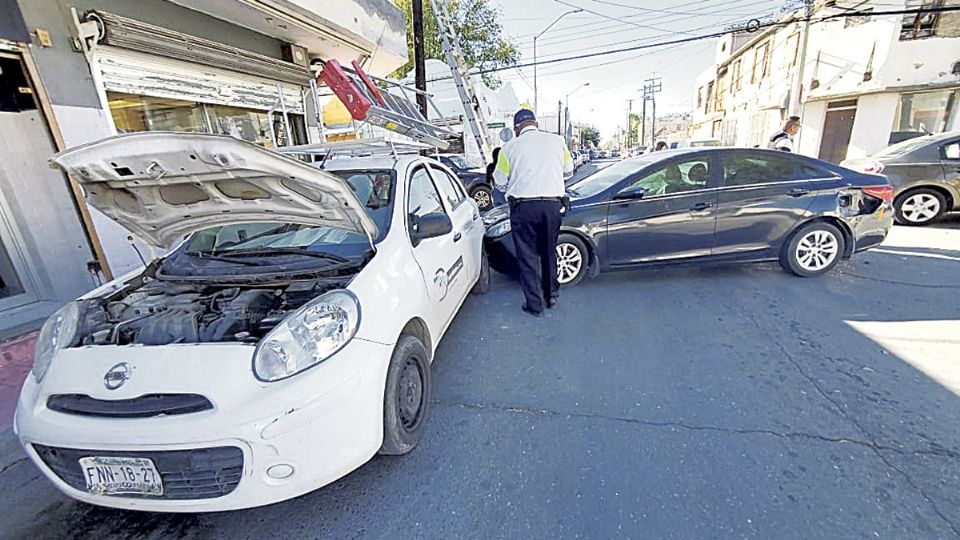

{"left": 73, "top": 275, "right": 353, "bottom": 346}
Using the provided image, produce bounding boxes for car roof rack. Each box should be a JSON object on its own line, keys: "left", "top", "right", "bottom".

{"left": 278, "top": 137, "right": 440, "bottom": 162}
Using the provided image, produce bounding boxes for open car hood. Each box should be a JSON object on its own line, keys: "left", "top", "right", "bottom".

{"left": 51, "top": 132, "right": 378, "bottom": 247}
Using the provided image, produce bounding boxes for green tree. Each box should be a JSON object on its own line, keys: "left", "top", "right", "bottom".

{"left": 391, "top": 0, "right": 520, "bottom": 88}
{"left": 574, "top": 123, "right": 601, "bottom": 148}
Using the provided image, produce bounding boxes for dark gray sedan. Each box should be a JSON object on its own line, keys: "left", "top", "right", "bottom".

{"left": 842, "top": 131, "right": 960, "bottom": 225}
{"left": 485, "top": 148, "right": 894, "bottom": 285}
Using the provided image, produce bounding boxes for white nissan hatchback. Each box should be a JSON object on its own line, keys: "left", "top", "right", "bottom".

{"left": 15, "top": 132, "right": 489, "bottom": 512}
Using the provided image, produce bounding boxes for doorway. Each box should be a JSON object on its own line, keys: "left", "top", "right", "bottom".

{"left": 818, "top": 99, "right": 858, "bottom": 163}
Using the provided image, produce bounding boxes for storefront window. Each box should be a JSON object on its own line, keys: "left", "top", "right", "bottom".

{"left": 892, "top": 89, "right": 960, "bottom": 134}
{"left": 107, "top": 92, "right": 307, "bottom": 147}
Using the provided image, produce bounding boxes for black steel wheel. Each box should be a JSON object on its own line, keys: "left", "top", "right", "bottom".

{"left": 379, "top": 334, "right": 431, "bottom": 455}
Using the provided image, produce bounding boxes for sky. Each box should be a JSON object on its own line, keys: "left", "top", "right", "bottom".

{"left": 488, "top": 0, "right": 788, "bottom": 140}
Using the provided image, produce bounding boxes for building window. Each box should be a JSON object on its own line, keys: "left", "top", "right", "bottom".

{"left": 107, "top": 92, "right": 307, "bottom": 147}
{"left": 900, "top": 0, "right": 941, "bottom": 40}
{"left": 715, "top": 75, "right": 726, "bottom": 112}
{"left": 892, "top": 89, "right": 960, "bottom": 135}
{"left": 751, "top": 42, "right": 770, "bottom": 84}
{"left": 786, "top": 32, "right": 800, "bottom": 67}
{"left": 697, "top": 86, "right": 704, "bottom": 109}
{"left": 0, "top": 56, "right": 38, "bottom": 112}
{"left": 732, "top": 60, "right": 743, "bottom": 92}
{"left": 0, "top": 237, "right": 24, "bottom": 300}
{"left": 705, "top": 81, "right": 715, "bottom": 113}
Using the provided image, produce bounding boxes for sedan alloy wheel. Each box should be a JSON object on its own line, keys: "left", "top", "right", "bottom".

{"left": 795, "top": 230, "right": 839, "bottom": 272}
{"left": 898, "top": 191, "right": 943, "bottom": 225}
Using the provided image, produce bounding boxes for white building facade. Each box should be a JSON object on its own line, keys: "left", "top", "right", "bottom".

{"left": 691, "top": 0, "right": 960, "bottom": 162}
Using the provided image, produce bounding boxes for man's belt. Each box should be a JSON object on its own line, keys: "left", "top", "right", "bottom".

{"left": 508, "top": 196, "right": 562, "bottom": 203}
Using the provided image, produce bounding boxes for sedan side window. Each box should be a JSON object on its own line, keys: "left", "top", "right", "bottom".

{"left": 722, "top": 154, "right": 796, "bottom": 187}
{"left": 942, "top": 142, "right": 960, "bottom": 160}
{"left": 624, "top": 157, "right": 711, "bottom": 197}
{"left": 408, "top": 167, "right": 446, "bottom": 233}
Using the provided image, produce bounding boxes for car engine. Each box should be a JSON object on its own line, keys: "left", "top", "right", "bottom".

{"left": 74, "top": 277, "right": 351, "bottom": 346}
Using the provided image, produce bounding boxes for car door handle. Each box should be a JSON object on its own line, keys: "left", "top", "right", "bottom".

{"left": 453, "top": 232, "right": 462, "bottom": 242}
{"left": 689, "top": 202, "right": 712, "bottom": 212}
{"left": 788, "top": 188, "right": 810, "bottom": 197}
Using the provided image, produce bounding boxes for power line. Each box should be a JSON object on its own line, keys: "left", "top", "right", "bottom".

{"left": 433, "top": 5, "right": 960, "bottom": 82}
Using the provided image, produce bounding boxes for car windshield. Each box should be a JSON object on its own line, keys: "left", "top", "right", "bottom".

{"left": 566, "top": 156, "right": 658, "bottom": 198}
{"left": 162, "top": 169, "right": 393, "bottom": 273}
{"left": 446, "top": 155, "right": 477, "bottom": 169}
{"left": 873, "top": 135, "right": 935, "bottom": 158}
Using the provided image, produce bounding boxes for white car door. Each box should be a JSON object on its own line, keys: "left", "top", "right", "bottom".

{"left": 427, "top": 163, "right": 481, "bottom": 294}
{"left": 406, "top": 164, "right": 469, "bottom": 332}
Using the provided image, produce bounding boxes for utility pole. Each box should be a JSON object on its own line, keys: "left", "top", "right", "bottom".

{"left": 789, "top": 0, "right": 814, "bottom": 117}
{"left": 626, "top": 99, "right": 633, "bottom": 149}
{"left": 412, "top": 0, "right": 428, "bottom": 116}
{"left": 640, "top": 94, "right": 647, "bottom": 147}
{"left": 643, "top": 77, "right": 662, "bottom": 148}
{"left": 557, "top": 100, "right": 562, "bottom": 135}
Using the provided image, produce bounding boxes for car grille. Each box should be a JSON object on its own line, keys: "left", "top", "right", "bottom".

{"left": 46, "top": 394, "right": 213, "bottom": 418}
{"left": 33, "top": 445, "right": 244, "bottom": 500}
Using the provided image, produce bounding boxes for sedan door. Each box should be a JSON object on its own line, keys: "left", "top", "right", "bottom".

{"left": 603, "top": 154, "right": 720, "bottom": 266}
{"left": 407, "top": 165, "right": 468, "bottom": 331}
{"left": 712, "top": 151, "right": 838, "bottom": 257}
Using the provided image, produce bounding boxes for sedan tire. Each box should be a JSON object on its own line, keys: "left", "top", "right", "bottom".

{"left": 556, "top": 233, "right": 588, "bottom": 287}
{"left": 779, "top": 222, "right": 845, "bottom": 277}
{"left": 472, "top": 251, "right": 491, "bottom": 295}
{"left": 470, "top": 185, "right": 494, "bottom": 212}
{"left": 894, "top": 188, "right": 946, "bottom": 226}
{"left": 379, "top": 334, "right": 431, "bottom": 456}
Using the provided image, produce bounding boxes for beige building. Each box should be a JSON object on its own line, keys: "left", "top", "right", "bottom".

{"left": 691, "top": 0, "right": 960, "bottom": 161}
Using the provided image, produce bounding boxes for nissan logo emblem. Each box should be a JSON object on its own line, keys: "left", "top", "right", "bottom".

{"left": 103, "top": 362, "right": 130, "bottom": 390}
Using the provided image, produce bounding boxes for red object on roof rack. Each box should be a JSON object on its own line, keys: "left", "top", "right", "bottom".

{"left": 319, "top": 59, "right": 373, "bottom": 121}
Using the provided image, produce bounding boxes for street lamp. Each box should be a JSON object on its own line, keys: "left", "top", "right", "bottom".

{"left": 534, "top": 9, "right": 582, "bottom": 113}
{"left": 564, "top": 82, "right": 590, "bottom": 144}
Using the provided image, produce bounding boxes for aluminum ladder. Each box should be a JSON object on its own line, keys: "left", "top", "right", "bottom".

{"left": 429, "top": 0, "right": 494, "bottom": 163}
{"left": 318, "top": 59, "right": 457, "bottom": 149}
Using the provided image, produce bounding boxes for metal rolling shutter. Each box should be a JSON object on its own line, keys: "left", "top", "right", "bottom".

{"left": 96, "top": 45, "right": 305, "bottom": 114}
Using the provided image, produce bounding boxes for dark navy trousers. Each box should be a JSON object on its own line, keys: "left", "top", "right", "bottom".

{"left": 509, "top": 199, "right": 562, "bottom": 312}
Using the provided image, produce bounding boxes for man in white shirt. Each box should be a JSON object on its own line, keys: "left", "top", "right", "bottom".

{"left": 767, "top": 116, "right": 801, "bottom": 152}
{"left": 493, "top": 109, "right": 575, "bottom": 317}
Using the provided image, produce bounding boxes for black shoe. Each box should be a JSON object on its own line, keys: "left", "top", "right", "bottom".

{"left": 522, "top": 304, "right": 545, "bottom": 318}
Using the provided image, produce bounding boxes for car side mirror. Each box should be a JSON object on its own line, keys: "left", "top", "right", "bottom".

{"left": 614, "top": 186, "right": 647, "bottom": 200}
{"left": 411, "top": 212, "right": 453, "bottom": 244}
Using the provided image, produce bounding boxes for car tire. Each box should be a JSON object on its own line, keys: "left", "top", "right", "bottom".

{"left": 379, "top": 334, "right": 431, "bottom": 456}
{"left": 779, "top": 222, "right": 845, "bottom": 277}
{"left": 471, "top": 251, "right": 491, "bottom": 295}
{"left": 894, "top": 188, "right": 946, "bottom": 226}
{"left": 470, "top": 185, "right": 494, "bottom": 211}
{"left": 556, "top": 233, "right": 588, "bottom": 287}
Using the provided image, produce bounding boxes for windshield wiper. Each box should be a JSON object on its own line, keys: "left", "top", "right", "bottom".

{"left": 184, "top": 252, "right": 262, "bottom": 266}
{"left": 216, "top": 247, "right": 350, "bottom": 263}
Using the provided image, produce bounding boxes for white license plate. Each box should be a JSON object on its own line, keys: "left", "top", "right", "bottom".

{"left": 79, "top": 456, "right": 163, "bottom": 496}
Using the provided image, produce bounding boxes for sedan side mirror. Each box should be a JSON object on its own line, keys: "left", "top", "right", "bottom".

{"left": 411, "top": 212, "right": 453, "bottom": 244}
{"left": 614, "top": 186, "right": 647, "bottom": 200}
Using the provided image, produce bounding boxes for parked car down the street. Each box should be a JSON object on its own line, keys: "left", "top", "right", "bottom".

{"left": 16, "top": 132, "right": 489, "bottom": 512}
{"left": 436, "top": 153, "right": 502, "bottom": 212}
{"left": 484, "top": 148, "right": 894, "bottom": 285}
{"left": 841, "top": 131, "right": 960, "bottom": 226}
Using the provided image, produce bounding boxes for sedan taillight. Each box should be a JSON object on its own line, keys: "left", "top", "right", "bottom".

{"left": 862, "top": 185, "right": 894, "bottom": 204}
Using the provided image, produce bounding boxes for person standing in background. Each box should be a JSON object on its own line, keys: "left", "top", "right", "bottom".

{"left": 493, "top": 109, "right": 574, "bottom": 317}
{"left": 768, "top": 116, "right": 801, "bottom": 152}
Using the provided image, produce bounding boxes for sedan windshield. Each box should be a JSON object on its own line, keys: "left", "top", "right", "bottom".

{"left": 567, "top": 156, "right": 657, "bottom": 198}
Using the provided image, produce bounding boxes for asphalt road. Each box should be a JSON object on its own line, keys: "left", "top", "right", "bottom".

{"left": 3, "top": 160, "right": 960, "bottom": 539}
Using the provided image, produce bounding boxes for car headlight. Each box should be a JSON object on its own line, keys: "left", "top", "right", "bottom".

{"left": 33, "top": 302, "right": 80, "bottom": 383}
{"left": 486, "top": 220, "right": 512, "bottom": 238}
{"left": 253, "top": 290, "right": 360, "bottom": 382}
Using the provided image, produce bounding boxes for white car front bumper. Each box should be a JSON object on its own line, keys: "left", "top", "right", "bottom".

{"left": 15, "top": 338, "right": 393, "bottom": 512}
